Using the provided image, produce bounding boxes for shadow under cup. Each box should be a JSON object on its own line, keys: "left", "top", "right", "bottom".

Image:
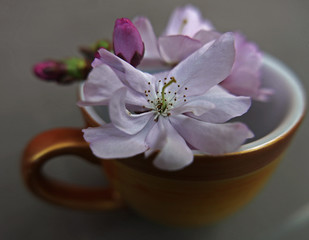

{"left": 22, "top": 54, "right": 306, "bottom": 227}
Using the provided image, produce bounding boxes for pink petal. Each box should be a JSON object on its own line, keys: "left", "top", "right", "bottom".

{"left": 167, "top": 32, "right": 235, "bottom": 97}
{"left": 163, "top": 4, "right": 214, "bottom": 37}
{"left": 133, "top": 17, "right": 160, "bottom": 60}
{"left": 220, "top": 32, "right": 272, "bottom": 101}
{"left": 83, "top": 123, "right": 151, "bottom": 159}
{"left": 186, "top": 86, "right": 251, "bottom": 123}
{"left": 170, "top": 115, "right": 254, "bottom": 155}
{"left": 152, "top": 118, "right": 193, "bottom": 171}
{"left": 254, "top": 88, "right": 274, "bottom": 102}
{"left": 109, "top": 88, "right": 153, "bottom": 135}
{"left": 158, "top": 35, "right": 202, "bottom": 64}
{"left": 91, "top": 58, "right": 103, "bottom": 68}
{"left": 193, "top": 30, "right": 221, "bottom": 45}
{"left": 221, "top": 69, "right": 261, "bottom": 98}
{"left": 232, "top": 32, "right": 261, "bottom": 72}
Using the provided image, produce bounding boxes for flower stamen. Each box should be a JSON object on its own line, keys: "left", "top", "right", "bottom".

{"left": 178, "top": 19, "right": 188, "bottom": 34}
{"left": 161, "top": 77, "right": 176, "bottom": 111}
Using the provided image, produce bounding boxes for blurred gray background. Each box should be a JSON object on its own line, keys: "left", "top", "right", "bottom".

{"left": 1, "top": 0, "right": 308, "bottom": 239}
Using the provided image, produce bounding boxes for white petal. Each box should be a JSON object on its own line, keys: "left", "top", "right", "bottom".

{"left": 145, "top": 117, "right": 167, "bottom": 150}
{"left": 187, "top": 85, "right": 251, "bottom": 123}
{"left": 153, "top": 70, "right": 169, "bottom": 93}
{"left": 109, "top": 88, "right": 153, "bottom": 135}
{"left": 170, "top": 97, "right": 215, "bottom": 116}
{"left": 158, "top": 35, "right": 202, "bottom": 64}
{"left": 167, "top": 32, "right": 235, "bottom": 97}
{"left": 79, "top": 64, "right": 123, "bottom": 106}
{"left": 170, "top": 115, "right": 254, "bottom": 155}
{"left": 137, "top": 58, "right": 168, "bottom": 72}
{"left": 124, "top": 88, "right": 150, "bottom": 106}
{"left": 83, "top": 123, "right": 150, "bottom": 159}
{"left": 97, "top": 48, "right": 157, "bottom": 95}
{"left": 152, "top": 118, "right": 193, "bottom": 171}
{"left": 79, "top": 62, "right": 150, "bottom": 108}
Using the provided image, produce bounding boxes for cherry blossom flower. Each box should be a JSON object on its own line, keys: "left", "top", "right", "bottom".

{"left": 80, "top": 33, "right": 253, "bottom": 171}
{"left": 133, "top": 5, "right": 272, "bottom": 100}
{"left": 133, "top": 4, "right": 219, "bottom": 67}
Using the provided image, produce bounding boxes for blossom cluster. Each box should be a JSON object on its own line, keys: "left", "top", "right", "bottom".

{"left": 80, "top": 5, "right": 272, "bottom": 170}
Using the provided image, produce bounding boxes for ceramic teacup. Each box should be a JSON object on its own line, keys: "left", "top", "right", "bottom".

{"left": 22, "top": 54, "right": 306, "bottom": 226}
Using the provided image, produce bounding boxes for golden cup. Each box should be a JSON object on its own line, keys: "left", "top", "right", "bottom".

{"left": 22, "top": 54, "right": 306, "bottom": 226}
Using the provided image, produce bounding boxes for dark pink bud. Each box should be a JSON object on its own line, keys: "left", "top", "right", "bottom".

{"left": 33, "top": 60, "right": 65, "bottom": 81}
{"left": 113, "top": 18, "right": 144, "bottom": 67}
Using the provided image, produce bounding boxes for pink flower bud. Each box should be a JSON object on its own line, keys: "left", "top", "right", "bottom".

{"left": 113, "top": 18, "right": 144, "bottom": 67}
{"left": 33, "top": 58, "right": 91, "bottom": 84}
{"left": 33, "top": 60, "right": 65, "bottom": 81}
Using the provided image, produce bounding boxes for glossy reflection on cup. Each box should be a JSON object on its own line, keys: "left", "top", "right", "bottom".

{"left": 22, "top": 54, "right": 306, "bottom": 226}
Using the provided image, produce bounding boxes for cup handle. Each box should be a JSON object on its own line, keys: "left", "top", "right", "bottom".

{"left": 22, "top": 127, "right": 123, "bottom": 210}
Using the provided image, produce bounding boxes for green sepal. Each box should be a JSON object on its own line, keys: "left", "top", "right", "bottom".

{"left": 92, "top": 40, "right": 112, "bottom": 52}
{"left": 63, "top": 58, "right": 87, "bottom": 79}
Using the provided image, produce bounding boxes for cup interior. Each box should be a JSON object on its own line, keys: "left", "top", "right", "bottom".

{"left": 80, "top": 54, "right": 306, "bottom": 152}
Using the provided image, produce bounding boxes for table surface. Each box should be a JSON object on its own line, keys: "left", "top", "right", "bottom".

{"left": 1, "top": 1, "right": 309, "bottom": 239}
